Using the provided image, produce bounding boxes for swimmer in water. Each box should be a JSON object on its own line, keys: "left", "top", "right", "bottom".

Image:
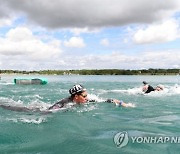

{"left": 142, "top": 81, "right": 164, "bottom": 94}
{"left": 0, "top": 84, "right": 134, "bottom": 113}
{"left": 155, "top": 84, "right": 164, "bottom": 91}
{"left": 49, "top": 84, "right": 133, "bottom": 109}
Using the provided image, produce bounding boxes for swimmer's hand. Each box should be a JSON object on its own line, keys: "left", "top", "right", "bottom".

{"left": 113, "top": 99, "right": 135, "bottom": 108}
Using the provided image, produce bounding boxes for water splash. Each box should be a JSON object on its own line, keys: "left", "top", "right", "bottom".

{"left": 7, "top": 116, "right": 47, "bottom": 124}
{"left": 88, "top": 94, "right": 105, "bottom": 102}
{"left": 109, "top": 84, "right": 180, "bottom": 96}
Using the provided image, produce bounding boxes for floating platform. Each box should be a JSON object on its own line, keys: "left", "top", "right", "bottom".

{"left": 14, "top": 78, "right": 47, "bottom": 85}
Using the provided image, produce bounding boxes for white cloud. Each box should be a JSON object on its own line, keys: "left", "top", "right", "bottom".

{"left": 0, "top": 18, "right": 13, "bottom": 27}
{"left": 0, "top": 0, "right": 180, "bottom": 70}
{"left": 49, "top": 50, "right": 180, "bottom": 70}
{"left": 64, "top": 37, "right": 85, "bottom": 48}
{"left": 0, "top": 47, "right": 179, "bottom": 70}
{"left": 100, "top": 38, "right": 109, "bottom": 46}
{"left": 6, "top": 27, "right": 34, "bottom": 41}
{"left": 69, "top": 27, "right": 100, "bottom": 35}
{"left": 0, "top": 27, "right": 62, "bottom": 60}
{"left": 133, "top": 19, "right": 180, "bottom": 44}
{"left": 1, "top": 0, "right": 180, "bottom": 28}
{"left": 137, "top": 51, "right": 180, "bottom": 68}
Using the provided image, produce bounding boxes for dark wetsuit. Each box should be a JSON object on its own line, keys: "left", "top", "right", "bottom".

{"left": 145, "top": 85, "right": 155, "bottom": 94}
{"left": 48, "top": 97, "right": 73, "bottom": 109}
{"left": 0, "top": 104, "right": 32, "bottom": 112}
{"left": 0, "top": 98, "right": 118, "bottom": 112}
{"left": 48, "top": 97, "right": 116, "bottom": 110}
{"left": 0, "top": 104, "right": 52, "bottom": 114}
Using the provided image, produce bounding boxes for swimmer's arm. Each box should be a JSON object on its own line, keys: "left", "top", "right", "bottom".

{"left": 88, "top": 99, "right": 96, "bottom": 102}
{"left": 106, "top": 99, "right": 134, "bottom": 107}
{"left": 112, "top": 99, "right": 129, "bottom": 107}
{"left": 106, "top": 99, "right": 126, "bottom": 107}
{"left": 48, "top": 101, "right": 64, "bottom": 110}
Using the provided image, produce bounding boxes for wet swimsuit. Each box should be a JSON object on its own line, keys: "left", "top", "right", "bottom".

{"left": 145, "top": 85, "right": 155, "bottom": 93}
{"left": 48, "top": 97, "right": 120, "bottom": 110}
{"left": 48, "top": 97, "right": 73, "bottom": 110}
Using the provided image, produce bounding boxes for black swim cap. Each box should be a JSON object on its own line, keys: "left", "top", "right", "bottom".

{"left": 143, "top": 81, "right": 148, "bottom": 84}
{"left": 69, "top": 84, "right": 86, "bottom": 95}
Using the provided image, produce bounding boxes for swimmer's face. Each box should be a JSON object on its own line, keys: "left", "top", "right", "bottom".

{"left": 74, "top": 91, "right": 88, "bottom": 104}
{"left": 142, "top": 85, "right": 148, "bottom": 92}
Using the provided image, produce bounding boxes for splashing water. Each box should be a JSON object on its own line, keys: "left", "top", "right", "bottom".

{"left": 0, "top": 75, "right": 180, "bottom": 154}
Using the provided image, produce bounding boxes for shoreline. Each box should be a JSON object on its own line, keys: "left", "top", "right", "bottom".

{"left": 0, "top": 69, "right": 179, "bottom": 76}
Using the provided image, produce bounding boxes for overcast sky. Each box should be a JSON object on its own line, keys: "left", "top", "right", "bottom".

{"left": 0, "top": 0, "right": 180, "bottom": 70}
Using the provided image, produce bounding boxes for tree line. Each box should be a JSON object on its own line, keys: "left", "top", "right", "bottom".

{"left": 0, "top": 69, "right": 179, "bottom": 75}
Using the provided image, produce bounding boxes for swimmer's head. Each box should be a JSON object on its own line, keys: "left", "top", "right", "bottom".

{"left": 143, "top": 81, "right": 148, "bottom": 85}
{"left": 156, "top": 84, "right": 164, "bottom": 90}
{"left": 69, "top": 84, "right": 86, "bottom": 95}
{"left": 69, "top": 84, "right": 88, "bottom": 104}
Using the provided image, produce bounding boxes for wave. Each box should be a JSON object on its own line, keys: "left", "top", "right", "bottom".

{"left": 0, "top": 88, "right": 140, "bottom": 124}
{"left": 104, "top": 84, "right": 180, "bottom": 96}
{"left": 0, "top": 96, "right": 98, "bottom": 124}
{"left": 0, "top": 81, "right": 14, "bottom": 85}
{"left": 88, "top": 94, "right": 106, "bottom": 102}
{"left": 6, "top": 116, "right": 47, "bottom": 124}
{"left": 0, "top": 97, "right": 52, "bottom": 124}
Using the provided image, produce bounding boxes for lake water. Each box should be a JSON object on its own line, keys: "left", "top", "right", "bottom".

{"left": 0, "top": 74, "right": 180, "bottom": 154}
